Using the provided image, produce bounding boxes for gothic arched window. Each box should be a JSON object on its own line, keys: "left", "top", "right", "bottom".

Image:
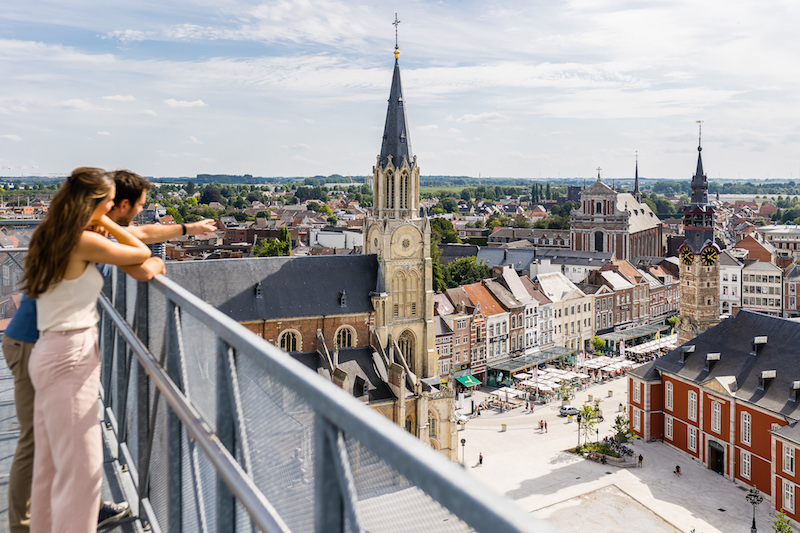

{"left": 428, "top": 410, "right": 437, "bottom": 438}
{"left": 596, "top": 201, "right": 602, "bottom": 214}
{"left": 399, "top": 330, "right": 415, "bottom": 374}
{"left": 279, "top": 330, "right": 300, "bottom": 352}
{"left": 335, "top": 326, "right": 354, "bottom": 349}
{"left": 385, "top": 171, "right": 395, "bottom": 209}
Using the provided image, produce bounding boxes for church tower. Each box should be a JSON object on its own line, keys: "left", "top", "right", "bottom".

{"left": 364, "top": 41, "right": 436, "bottom": 382}
{"left": 678, "top": 123, "right": 720, "bottom": 344}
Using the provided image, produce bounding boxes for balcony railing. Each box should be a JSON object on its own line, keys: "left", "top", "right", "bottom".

{"left": 0, "top": 222, "right": 551, "bottom": 532}
{"left": 98, "top": 266, "right": 553, "bottom": 532}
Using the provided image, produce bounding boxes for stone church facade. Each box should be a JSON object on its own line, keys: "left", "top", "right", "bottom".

{"left": 570, "top": 168, "right": 663, "bottom": 261}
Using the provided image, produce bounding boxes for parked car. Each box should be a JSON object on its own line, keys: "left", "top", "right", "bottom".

{"left": 559, "top": 405, "right": 579, "bottom": 417}
{"left": 455, "top": 412, "right": 469, "bottom": 425}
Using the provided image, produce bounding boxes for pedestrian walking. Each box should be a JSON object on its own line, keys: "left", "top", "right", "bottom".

{"left": 479, "top": 453, "right": 483, "bottom": 466}
{"left": 545, "top": 421, "right": 548, "bottom": 433}
{"left": 638, "top": 454, "right": 643, "bottom": 467}
{"left": 674, "top": 464, "right": 681, "bottom": 476}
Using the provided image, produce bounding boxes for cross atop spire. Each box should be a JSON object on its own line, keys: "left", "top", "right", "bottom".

{"left": 596, "top": 167, "right": 602, "bottom": 182}
{"left": 393, "top": 13, "right": 401, "bottom": 59}
{"left": 691, "top": 121, "right": 707, "bottom": 204}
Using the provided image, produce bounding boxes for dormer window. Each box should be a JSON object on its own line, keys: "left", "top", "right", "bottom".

{"left": 255, "top": 281, "right": 263, "bottom": 298}
{"left": 340, "top": 290, "right": 347, "bottom": 307}
{"left": 400, "top": 132, "right": 406, "bottom": 143}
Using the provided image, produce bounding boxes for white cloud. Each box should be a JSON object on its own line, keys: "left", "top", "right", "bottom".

{"left": 103, "top": 95, "right": 136, "bottom": 102}
{"left": 455, "top": 112, "right": 504, "bottom": 124}
{"left": 189, "top": 136, "right": 202, "bottom": 144}
{"left": 140, "top": 109, "right": 158, "bottom": 116}
{"left": 163, "top": 99, "right": 207, "bottom": 108}
{"left": 96, "top": 131, "right": 111, "bottom": 136}
{"left": 291, "top": 143, "right": 309, "bottom": 150}
{"left": 57, "top": 98, "right": 96, "bottom": 110}
{"left": 417, "top": 124, "right": 439, "bottom": 132}
{"left": 1, "top": 134, "right": 22, "bottom": 142}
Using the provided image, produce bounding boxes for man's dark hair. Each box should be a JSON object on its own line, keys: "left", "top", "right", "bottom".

{"left": 111, "top": 169, "right": 152, "bottom": 207}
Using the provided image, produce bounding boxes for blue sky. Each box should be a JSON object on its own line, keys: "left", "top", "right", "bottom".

{"left": 1, "top": 0, "right": 799, "bottom": 180}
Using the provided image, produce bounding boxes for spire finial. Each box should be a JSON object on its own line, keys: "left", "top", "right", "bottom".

{"left": 596, "top": 166, "right": 602, "bottom": 182}
{"left": 697, "top": 120, "right": 703, "bottom": 152}
{"left": 393, "top": 13, "right": 401, "bottom": 59}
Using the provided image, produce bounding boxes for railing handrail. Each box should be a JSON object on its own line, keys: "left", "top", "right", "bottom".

{"left": 98, "top": 292, "right": 292, "bottom": 533}
{"left": 146, "top": 273, "right": 546, "bottom": 532}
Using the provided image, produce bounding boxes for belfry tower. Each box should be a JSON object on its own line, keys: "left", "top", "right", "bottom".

{"left": 677, "top": 123, "right": 720, "bottom": 344}
{"left": 364, "top": 38, "right": 436, "bottom": 382}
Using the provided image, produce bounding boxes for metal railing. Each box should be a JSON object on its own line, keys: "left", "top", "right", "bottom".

{"left": 99, "top": 267, "right": 555, "bottom": 533}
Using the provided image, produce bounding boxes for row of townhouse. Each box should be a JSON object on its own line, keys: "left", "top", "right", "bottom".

{"left": 579, "top": 259, "right": 680, "bottom": 335}
{"left": 433, "top": 257, "right": 681, "bottom": 383}
{"left": 434, "top": 266, "right": 557, "bottom": 383}
{"left": 628, "top": 311, "right": 800, "bottom": 527}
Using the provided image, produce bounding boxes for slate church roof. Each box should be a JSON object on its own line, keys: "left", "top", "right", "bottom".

{"left": 165, "top": 255, "right": 380, "bottom": 321}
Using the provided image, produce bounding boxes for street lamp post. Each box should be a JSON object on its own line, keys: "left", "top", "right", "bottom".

{"left": 576, "top": 413, "right": 582, "bottom": 449}
{"left": 461, "top": 438, "right": 466, "bottom": 467}
{"left": 746, "top": 485, "right": 763, "bottom": 533}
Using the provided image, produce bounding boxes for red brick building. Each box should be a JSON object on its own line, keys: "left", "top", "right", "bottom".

{"left": 629, "top": 311, "right": 800, "bottom": 525}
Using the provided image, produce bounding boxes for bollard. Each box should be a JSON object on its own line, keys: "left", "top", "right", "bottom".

{"left": 588, "top": 394, "right": 593, "bottom": 403}
{"left": 608, "top": 390, "right": 613, "bottom": 398}
{"left": 501, "top": 423, "right": 507, "bottom": 432}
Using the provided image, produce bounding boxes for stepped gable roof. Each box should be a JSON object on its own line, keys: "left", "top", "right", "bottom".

{"left": 293, "top": 347, "right": 393, "bottom": 402}
{"left": 378, "top": 53, "right": 413, "bottom": 169}
{"left": 629, "top": 311, "right": 800, "bottom": 418}
{"left": 165, "top": 255, "right": 379, "bottom": 321}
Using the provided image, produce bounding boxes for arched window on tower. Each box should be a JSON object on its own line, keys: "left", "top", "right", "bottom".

{"left": 596, "top": 201, "right": 602, "bottom": 214}
{"left": 385, "top": 171, "right": 395, "bottom": 209}
{"left": 428, "top": 410, "right": 437, "bottom": 439}
{"left": 399, "top": 330, "right": 415, "bottom": 375}
{"left": 408, "top": 270, "right": 419, "bottom": 316}
{"left": 595, "top": 231, "right": 604, "bottom": 252}
{"left": 399, "top": 172, "right": 408, "bottom": 209}
{"left": 394, "top": 271, "right": 407, "bottom": 317}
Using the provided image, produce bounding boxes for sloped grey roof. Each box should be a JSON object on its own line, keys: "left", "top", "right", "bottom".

{"left": 166, "top": 255, "right": 379, "bottom": 321}
{"left": 477, "top": 248, "right": 536, "bottom": 270}
{"left": 293, "top": 347, "right": 393, "bottom": 402}
{"left": 629, "top": 311, "right": 800, "bottom": 419}
{"left": 537, "top": 249, "right": 612, "bottom": 267}
{"left": 439, "top": 243, "right": 480, "bottom": 266}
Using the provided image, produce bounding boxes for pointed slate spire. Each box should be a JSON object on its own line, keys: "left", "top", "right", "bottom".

{"left": 691, "top": 123, "right": 708, "bottom": 205}
{"left": 634, "top": 152, "right": 641, "bottom": 203}
{"left": 378, "top": 48, "right": 413, "bottom": 169}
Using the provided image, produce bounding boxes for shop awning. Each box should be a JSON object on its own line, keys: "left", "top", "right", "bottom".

{"left": 456, "top": 374, "right": 481, "bottom": 387}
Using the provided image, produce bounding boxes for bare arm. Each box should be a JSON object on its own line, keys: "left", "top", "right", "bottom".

{"left": 75, "top": 217, "right": 151, "bottom": 266}
{"left": 119, "top": 257, "right": 166, "bottom": 282}
{"left": 125, "top": 219, "right": 217, "bottom": 244}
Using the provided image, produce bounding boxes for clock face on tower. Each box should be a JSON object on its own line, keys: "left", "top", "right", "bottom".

{"left": 680, "top": 247, "right": 694, "bottom": 266}
{"left": 701, "top": 246, "right": 718, "bottom": 266}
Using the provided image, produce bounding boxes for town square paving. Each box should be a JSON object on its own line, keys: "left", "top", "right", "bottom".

{"left": 457, "top": 371, "right": 790, "bottom": 532}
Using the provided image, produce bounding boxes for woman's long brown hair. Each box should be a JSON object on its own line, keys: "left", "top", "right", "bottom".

{"left": 22, "top": 167, "right": 114, "bottom": 298}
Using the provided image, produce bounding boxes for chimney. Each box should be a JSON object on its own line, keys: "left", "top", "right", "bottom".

{"left": 791, "top": 381, "right": 800, "bottom": 402}
{"left": 753, "top": 336, "right": 768, "bottom": 356}
{"left": 705, "top": 352, "right": 720, "bottom": 371}
{"left": 759, "top": 370, "right": 776, "bottom": 390}
{"left": 680, "top": 345, "right": 695, "bottom": 363}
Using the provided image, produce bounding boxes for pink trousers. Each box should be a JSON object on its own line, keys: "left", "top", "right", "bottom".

{"left": 28, "top": 327, "right": 102, "bottom": 533}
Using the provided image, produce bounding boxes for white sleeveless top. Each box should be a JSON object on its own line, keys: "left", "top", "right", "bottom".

{"left": 37, "top": 262, "right": 104, "bottom": 332}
